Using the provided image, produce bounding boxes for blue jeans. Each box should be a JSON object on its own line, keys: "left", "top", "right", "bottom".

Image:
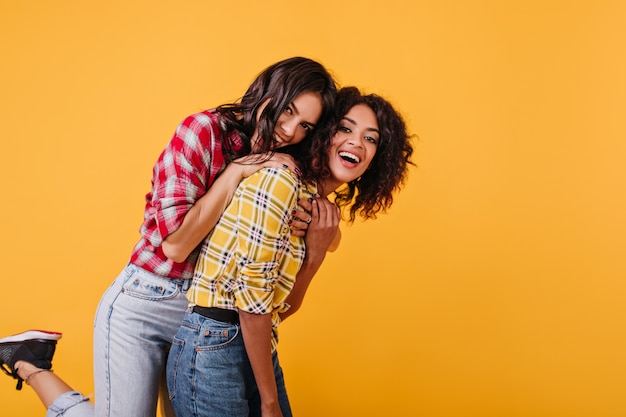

{"left": 93, "top": 264, "right": 190, "bottom": 417}
{"left": 166, "top": 311, "right": 292, "bottom": 417}
{"left": 46, "top": 391, "right": 93, "bottom": 417}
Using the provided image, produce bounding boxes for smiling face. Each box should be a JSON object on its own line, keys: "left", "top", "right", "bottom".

{"left": 251, "top": 91, "right": 323, "bottom": 150}
{"left": 323, "top": 103, "right": 379, "bottom": 192}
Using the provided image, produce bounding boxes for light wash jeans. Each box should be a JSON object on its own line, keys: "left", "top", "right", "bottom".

{"left": 166, "top": 311, "right": 292, "bottom": 417}
{"left": 93, "top": 264, "right": 190, "bottom": 417}
{"left": 46, "top": 391, "right": 93, "bottom": 417}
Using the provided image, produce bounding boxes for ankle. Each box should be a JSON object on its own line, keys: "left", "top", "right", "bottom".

{"left": 14, "top": 360, "right": 39, "bottom": 380}
{"left": 24, "top": 368, "right": 51, "bottom": 384}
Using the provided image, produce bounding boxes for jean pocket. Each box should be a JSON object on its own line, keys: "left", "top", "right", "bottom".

{"left": 121, "top": 274, "right": 180, "bottom": 301}
{"left": 196, "top": 320, "right": 240, "bottom": 351}
{"left": 166, "top": 337, "right": 184, "bottom": 401}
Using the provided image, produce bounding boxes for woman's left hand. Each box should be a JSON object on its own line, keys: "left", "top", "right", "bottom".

{"left": 303, "top": 197, "right": 340, "bottom": 255}
{"left": 289, "top": 198, "right": 313, "bottom": 237}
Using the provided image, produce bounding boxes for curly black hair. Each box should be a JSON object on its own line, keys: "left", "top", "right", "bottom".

{"left": 299, "top": 86, "right": 415, "bottom": 222}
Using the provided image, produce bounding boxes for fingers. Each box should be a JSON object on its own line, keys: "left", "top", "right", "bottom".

{"left": 308, "top": 198, "right": 318, "bottom": 223}
{"left": 298, "top": 198, "right": 313, "bottom": 215}
{"left": 289, "top": 199, "right": 314, "bottom": 236}
{"left": 290, "top": 196, "right": 338, "bottom": 237}
{"left": 309, "top": 198, "right": 320, "bottom": 224}
{"left": 292, "top": 208, "right": 311, "bottom": 224}
{"left": 290, "top": 228, "right": 306, "bottom": 237}
{"left": 289, "top": 216, "right": 309, "bottom": 236}
{"left": 264, "top": 153, "right": 295, "bottom": 169}
{"left": 312, "top": 197, "right": 339, "bottom": 226}
{"left": 266, "top": 154, "right": 301, "bottom": 176}
{"left": 234, "top": 153, "right": 302, "bottom": 179}
{"left": 302, "top": 197, "right": 340, "bottom": 254}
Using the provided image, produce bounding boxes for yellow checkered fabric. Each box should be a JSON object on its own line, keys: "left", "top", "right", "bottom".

{"left": 188, "top": 167, "right": 316, "bottom": 350}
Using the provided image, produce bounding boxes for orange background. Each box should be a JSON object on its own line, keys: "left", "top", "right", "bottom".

{"left": 1, "top": 1, "right": 625, "bottom": 416}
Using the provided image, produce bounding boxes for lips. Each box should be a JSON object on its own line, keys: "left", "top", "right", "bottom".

{"left": 274, "top": 132, "right": 285, "bottom": 143}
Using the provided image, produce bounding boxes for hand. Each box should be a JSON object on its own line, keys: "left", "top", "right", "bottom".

{"left": 289, "top": 198, "right": 312, "bottom": 237}
{"left": 233, "top": 153, "right": 299, "bottom": 179}
{"left": 304, "top": 197, "right": 340, "bottom": 257}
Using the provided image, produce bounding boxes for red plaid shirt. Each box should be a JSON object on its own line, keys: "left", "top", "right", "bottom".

{"left": 129, "top": 110, "right": 244, "bottom": 279}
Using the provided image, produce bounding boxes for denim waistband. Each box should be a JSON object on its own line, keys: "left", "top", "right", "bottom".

{"left": 127, "top": 263, "right": 192, "bottom": 292}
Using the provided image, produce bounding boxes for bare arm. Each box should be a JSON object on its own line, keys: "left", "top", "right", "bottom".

{"left": 162, "top": 153, "right": 299, "bottom": 262}
{"left": 239, "top": 311, "right": 283, "bottom": 417}
{"left": 280, "top": 197, "right": 340, "bottom": 321}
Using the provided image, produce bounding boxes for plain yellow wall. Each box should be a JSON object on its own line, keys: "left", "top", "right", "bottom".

{"left": 2, "top": 1, "right": 625, "bottom": 416}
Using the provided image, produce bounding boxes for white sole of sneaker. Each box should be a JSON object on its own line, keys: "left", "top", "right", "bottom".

{"left": 0, "top": 330, "right": 62, "bottom": 343}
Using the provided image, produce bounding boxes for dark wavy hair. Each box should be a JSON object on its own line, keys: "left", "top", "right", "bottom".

{"left": 300, "top": 86, "right": 415, "bottom": 222}
{"left": 214, "top": 57, "right": 337, "bottom": 162}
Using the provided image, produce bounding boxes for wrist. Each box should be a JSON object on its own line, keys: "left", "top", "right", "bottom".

{"left": 303, "top": 250, "right": 325, "bottom": 267}
{"left": 261, "top": 399, "right": 281, "bottom": 415}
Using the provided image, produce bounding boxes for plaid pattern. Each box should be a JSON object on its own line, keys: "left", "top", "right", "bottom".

{"left": 130, "top": 110, "right": 244, "bottom": 278}
{"left": 188, "top": 167, "right": 316, "bottom": 351}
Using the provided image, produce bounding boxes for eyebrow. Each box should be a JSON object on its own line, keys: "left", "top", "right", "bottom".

{"left": 342, "top": 116, "right": 380, "bottom": 134}
{"left": 291, "top": 101, "right": 316, "bottom": 128}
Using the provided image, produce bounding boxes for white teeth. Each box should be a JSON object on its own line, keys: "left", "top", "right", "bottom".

{"left": 339, "top": 151, "right": 360, "bottom": 163}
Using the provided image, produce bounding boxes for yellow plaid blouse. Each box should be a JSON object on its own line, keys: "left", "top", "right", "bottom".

{"left": 187, "top": 167, "right": 316, "bottom": 350}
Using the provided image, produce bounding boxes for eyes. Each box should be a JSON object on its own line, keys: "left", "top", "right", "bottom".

{"left": 337, "top": 125, "right": 379, "bottom": 145}
{"left": 283, "top": 106, "right": 314, "bottom": 132}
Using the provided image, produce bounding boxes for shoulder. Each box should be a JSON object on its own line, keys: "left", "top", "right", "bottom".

{"left": 240, "top": 167, "right": 301, "bottom": 201}
{"left": 170, "top": 110, "right": 223, "bottom": 151}
{"left": 245, "top": 167, "right": 299, "bottom": 186}
{"left": 176, "top": 110, "right": 220, "bottom": 134}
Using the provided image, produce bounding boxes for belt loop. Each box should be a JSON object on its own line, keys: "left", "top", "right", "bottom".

{"left": 181, "top": 278, "right": 192, "bottom": 294}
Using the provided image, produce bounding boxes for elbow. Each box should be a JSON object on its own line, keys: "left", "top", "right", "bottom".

{"left": 161, "top": 240, "right": 187, "bottom": 263}
{"left": 279, "top": 303, "right": 300, "bottom": 322}
{"left": 288, "top": 301, "right": 302, "bottom": 316}
{"left": 289, "top": 304, "right": 301, "bottom": 316}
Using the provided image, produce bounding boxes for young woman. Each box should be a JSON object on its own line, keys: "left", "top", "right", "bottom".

{"left": 0, "top": 86, "right": 413, "bottom": 417}
{"left": 91, "top": 56, "right": 337, "bottom": 417}
{"left": 166, "top": 86, "right": 414, "bottom": 417}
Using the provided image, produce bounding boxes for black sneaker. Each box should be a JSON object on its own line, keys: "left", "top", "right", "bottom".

{"left": 0, "top": 330, "right": 62, "bottom": 390}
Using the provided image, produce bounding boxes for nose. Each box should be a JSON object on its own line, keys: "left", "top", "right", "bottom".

{"left": 279, "top": 119, "right": 297, "bottom": 142}
{"left": 347, "top": 135, "right": 365, "bottom": 148}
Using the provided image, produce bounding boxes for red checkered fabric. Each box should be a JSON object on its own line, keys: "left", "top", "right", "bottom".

{"left": 129, "top": 110, "right": 244, "bottom": 278}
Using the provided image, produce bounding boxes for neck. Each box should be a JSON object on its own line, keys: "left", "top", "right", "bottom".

{"left": 316, "top": 178, "right": 342, "bottom": 198}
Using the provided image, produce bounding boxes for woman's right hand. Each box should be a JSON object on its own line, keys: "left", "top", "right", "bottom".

{"left": 304, "top": 197, "right": 340, "bottom": 258}
{"left": 233, "top": 152, "right": 299, "bottom": 179}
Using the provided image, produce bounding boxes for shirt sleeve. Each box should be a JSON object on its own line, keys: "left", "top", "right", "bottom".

{"left": 150, "top": 112, "right": 224, "bottom": 243}
{"left": 232, "top": 168, "right": 300, "bottom": 314}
